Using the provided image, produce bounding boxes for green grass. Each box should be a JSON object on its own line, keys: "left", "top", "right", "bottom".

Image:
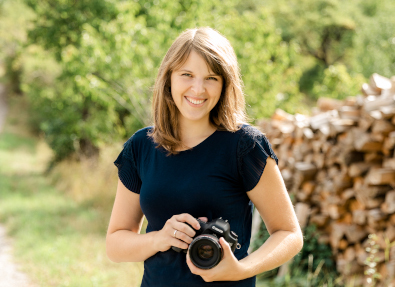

{"left": 0, "top": 99, "right": 143, "bottom": 286}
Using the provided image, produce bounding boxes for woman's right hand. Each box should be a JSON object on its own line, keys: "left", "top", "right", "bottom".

{"left": 154, "top": 214, "right": 207, "bottom": 252}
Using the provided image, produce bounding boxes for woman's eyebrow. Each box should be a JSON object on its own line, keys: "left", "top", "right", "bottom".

{"left": 179, "top": 69, "right": 219, "bottom": 76}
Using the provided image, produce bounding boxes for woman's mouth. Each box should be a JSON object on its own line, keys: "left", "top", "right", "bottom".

{"left": 185, "top": 96, "right": 207, "bottom": 105}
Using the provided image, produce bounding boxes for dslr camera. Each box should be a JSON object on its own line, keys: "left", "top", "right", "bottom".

{"left": 172, "top": 218, "right": 241, "bottom": 269}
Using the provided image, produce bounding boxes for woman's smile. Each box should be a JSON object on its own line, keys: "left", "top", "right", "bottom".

{"left": 184, "top": 96, "right": 207, "bottom": 106}
{"left": 170, "top": 50, "right": 223, "bottom": 125}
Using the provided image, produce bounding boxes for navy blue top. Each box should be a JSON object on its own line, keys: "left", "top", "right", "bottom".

{"left": 114, "top": 124, "right": 279, "bottom": 287}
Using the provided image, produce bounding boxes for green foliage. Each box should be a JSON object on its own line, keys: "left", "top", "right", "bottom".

{"left": 350, "top": 0, "right": 395, "bottom": 78}
{"left": 2, "top": 0, "right": 392, "bottom": 161}
{"left": 266, "top": 0, "right": 382, "bottom": 100}
{"left": 268, "top": 0, "right": 357, "bottom": 66}
{"left": 364, "top": 234, "right": 381, "bottom": 286}
{"left": 253, "top": 223, "right": 339, "bottom": 285}
{"left": 24, "top": 0, "right": 119, "bottom": 61}
{"left": 0, "top": 0, "right": 35, "bottom": 92}
{"left": 311, "top": 63, "right": 365, "bottom": 100}
{"left": 16, "top": 0, "right": 303, "bottom": 161}
{"left": 21, "top": 1, "right": 136, "bottom": 161}
{"left": 219, "top": 8, "right": 304, "bottom": 118}
{"left": 0, "top": 120, "right": 144, "bottom": 287}
{"left": 292, "top": 224, "right": 337, "bottom": 279}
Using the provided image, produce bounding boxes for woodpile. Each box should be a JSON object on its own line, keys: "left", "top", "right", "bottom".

{"left": 259, "top": 73, "right": 395, "bottom": 286}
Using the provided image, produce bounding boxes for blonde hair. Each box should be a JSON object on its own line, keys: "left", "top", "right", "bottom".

{"left": 149, "top": 27, "right": 248, "bottom": 154}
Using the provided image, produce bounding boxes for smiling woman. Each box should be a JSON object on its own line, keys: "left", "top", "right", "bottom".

{"left": 106, "top": 27, "right": 303, "bottom": 287}
{"left": 148, "top": 27, "right": 247, "bottom": 154}
{"left": 170, "top": 50, "right": 223, "bottom": 145}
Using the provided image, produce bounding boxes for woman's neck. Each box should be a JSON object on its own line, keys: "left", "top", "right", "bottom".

{"left": 178, "top": 118, "right": 216, "bottom": 147}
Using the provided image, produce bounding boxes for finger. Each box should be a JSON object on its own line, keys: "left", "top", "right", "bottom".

{"left": 219, "top": 237, "right": 232, "bottom": 258}
{"left": 174, "top": 213, "right": 201, "bottom": 230}
{"left": 187, "top": 250, "right": 201, "bottom": 275}
{"left": 173, "top": 221, "right": 196, "bottom": 238}
{"left": 173, "top": 229, "right": 194, "bottom": 244}
{"left": 197, "top": 217, "right": 208, "bottom": 222}
{"left": 171, "top": 237, "right": 189, "bottom": 250}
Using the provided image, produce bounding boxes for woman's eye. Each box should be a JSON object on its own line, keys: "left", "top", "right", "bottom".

{"left": 181, "top": 74, "right": 218, "bottom": 81}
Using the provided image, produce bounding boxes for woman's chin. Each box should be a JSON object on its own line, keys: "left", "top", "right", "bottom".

{"left": 179, "top": 113, "right": 209, "bottom": 124}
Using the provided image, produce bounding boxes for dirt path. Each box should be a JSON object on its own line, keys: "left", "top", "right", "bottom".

{"left": 0, "top": 85, "right": 33, "bottom": 287}
{"left": 0, "top": 85, "right": 7, "bottom": 133}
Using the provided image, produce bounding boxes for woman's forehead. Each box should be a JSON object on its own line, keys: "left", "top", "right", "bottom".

{"left": 173, "top": 50, "right": 220, "bottom": 75}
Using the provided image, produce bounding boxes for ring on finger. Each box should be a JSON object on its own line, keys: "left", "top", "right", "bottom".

{"left": 173, "top": 229, "right": 178, "bottom": 238}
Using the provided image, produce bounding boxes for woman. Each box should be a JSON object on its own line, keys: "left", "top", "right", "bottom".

{"left": 106, "top": 27, "right": 303, "bottom": 286}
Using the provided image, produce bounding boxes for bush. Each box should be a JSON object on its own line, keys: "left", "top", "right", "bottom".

{"left": 253, "top": 223, "right": 340, "bottom": 286}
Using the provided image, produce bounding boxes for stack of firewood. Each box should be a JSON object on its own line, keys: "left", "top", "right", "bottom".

{"left": 258, "top": 73, "right": 395, "bottom": 286}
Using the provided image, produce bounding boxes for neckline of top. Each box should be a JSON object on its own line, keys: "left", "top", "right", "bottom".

{"left": 176, "top": 129, "right": 219, "bottom": 153}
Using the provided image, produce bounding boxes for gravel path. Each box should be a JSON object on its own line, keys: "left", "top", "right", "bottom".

{"left": 0, "top": 85, "right": 34, "bottom": 287}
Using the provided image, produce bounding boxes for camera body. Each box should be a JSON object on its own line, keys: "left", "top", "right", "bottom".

{"left": 172, "top": 218, "right": 239, "bottom": 269}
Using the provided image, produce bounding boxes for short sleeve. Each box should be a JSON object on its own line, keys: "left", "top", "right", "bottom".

{"left": 237, "top": 125, "right": 279, "bottom": 192}
{"left": 114, "top": 136, "right": 142, "bottom": 194}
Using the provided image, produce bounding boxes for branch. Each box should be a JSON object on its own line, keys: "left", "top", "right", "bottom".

{"left": 91, "top": 72, "right": 151, "bottom": 126}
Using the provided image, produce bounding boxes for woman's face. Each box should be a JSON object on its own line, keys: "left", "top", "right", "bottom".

{"left": 170, "top": 50, "right": 223, "bottom": 127}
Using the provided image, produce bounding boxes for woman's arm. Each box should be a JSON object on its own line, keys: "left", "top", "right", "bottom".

{"left": 186, "top": 157, "right": 303, "bottom": 281}
{"left": 238, "top": 157, "right": 304, "bottom": 278}
{"left": 106, "top": 179, "right": 201, "bottom": 262}
{"left": 106, "top": 178, "right": 156, "bottom": 262}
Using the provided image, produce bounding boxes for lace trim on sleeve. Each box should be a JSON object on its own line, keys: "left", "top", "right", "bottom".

{"left": 114, "top": 138, "right": 142, "bottom": 194}
{"left": 237, "top": 125, "right": 278, "bottom": 192}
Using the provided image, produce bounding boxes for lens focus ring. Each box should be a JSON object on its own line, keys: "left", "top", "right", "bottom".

{"left": 189, "top": 234, "right": 222, "bottom": 269}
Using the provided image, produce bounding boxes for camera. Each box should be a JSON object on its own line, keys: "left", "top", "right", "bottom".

{"left": 172, "top": 218, "right": 241, "bottom": 269}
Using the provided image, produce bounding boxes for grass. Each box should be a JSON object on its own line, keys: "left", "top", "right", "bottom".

{"left": 255, "top": 257, "right": 345, "bottom": 287}
{"left": 0, "top": 96, "right": 143, "bottom": 287}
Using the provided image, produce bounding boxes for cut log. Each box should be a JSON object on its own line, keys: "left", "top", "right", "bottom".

{"left": 361, "top": 83, "right": 380, "bottom": 96}
{"left": 372, "top": 120, "right": 395, "bottom": 135}
{"left": 353, "top": 210, "right": 366, "bottom": 225}
{"left": 381, "top": 191, "right": 395, "bottom": 214}
{"left": 310, "top": 214, "right": 329, "bottom": 227}
{"left": 344, "top": 246, "right": 356, "bottom": 262}
{"left": 366, "top": 168, "right": 395, "bottom": 185}
{"left": 348, "top": 162, "right": 380, "bottom": 177}
{"left": 339, "top": 106, "right": 361, "bottom": 120}
{"left": 317, "top": 97, "right": 343, "bottom": 111}
{"left": 363, "top": 94, "right": 395, "bottom": 112}
{"left": 380, "top": 106, "right": 395, "bottom": 119}
{"left": 330, "top": 223, "right": 347, "bottom": 251}
{"left": 384, "top": 130, "right": 395, "bottom": 147}
{"left": 271, "top": 108, "right": 294, "bottom": 121}
{"left": 258, "top": 73, "right": 395, "bottom": 284}
{"left": 354, "top": 133, "right": 383, "bottom": 152}
{"left": 295, "top": 203, "right": 310, "bottom": 228}
{"left": 364, "top": 152, "right": 384, "bottom": 163}
{"left": 369, "top": 73, "right": 392, "bottom": 91}
{"left": 310, "top": 110, "right": 339, "bottom": 130}
{"left": 344, "top": 225, "right": 368, "bottom": 243}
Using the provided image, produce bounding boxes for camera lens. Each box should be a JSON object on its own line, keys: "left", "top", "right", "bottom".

{"left": 197, "top": 244, "right": 214, "bottom": 259}
{"left": 189, "top": 235, "right": 222, "bottom": 269}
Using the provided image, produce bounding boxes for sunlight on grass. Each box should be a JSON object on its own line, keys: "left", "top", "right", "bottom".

{"left": 0, "top": 97, "right": 144, "bottom": 287}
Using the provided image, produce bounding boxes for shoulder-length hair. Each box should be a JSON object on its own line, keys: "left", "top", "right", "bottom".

{"left": 149, "top": 27, "right": 248, "bottom": 154}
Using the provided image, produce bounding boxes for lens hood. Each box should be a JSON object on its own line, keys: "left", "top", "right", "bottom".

{"left": 189, "top": 234, "right": 222, "bottom": 269}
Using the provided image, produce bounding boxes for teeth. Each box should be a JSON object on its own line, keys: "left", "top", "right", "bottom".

{"left": 186, "top": 97, "right": 205, "bottom": 105}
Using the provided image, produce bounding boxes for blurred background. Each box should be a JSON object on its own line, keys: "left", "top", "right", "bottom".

{"left": 0, "top": 0, "right": 394, "bottom": 286}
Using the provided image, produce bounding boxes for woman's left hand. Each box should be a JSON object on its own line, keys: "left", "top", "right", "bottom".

{"left": 186, "top": 237, "right": 245, "bottom": 282}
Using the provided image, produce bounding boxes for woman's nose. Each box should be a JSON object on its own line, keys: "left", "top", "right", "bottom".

{"left": 191, "top": 78, "right": 205, "bottom": 95}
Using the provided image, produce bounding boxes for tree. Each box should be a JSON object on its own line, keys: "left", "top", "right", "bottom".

{"left": 21, "top": 0, "right": 304, "bottom": 162}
